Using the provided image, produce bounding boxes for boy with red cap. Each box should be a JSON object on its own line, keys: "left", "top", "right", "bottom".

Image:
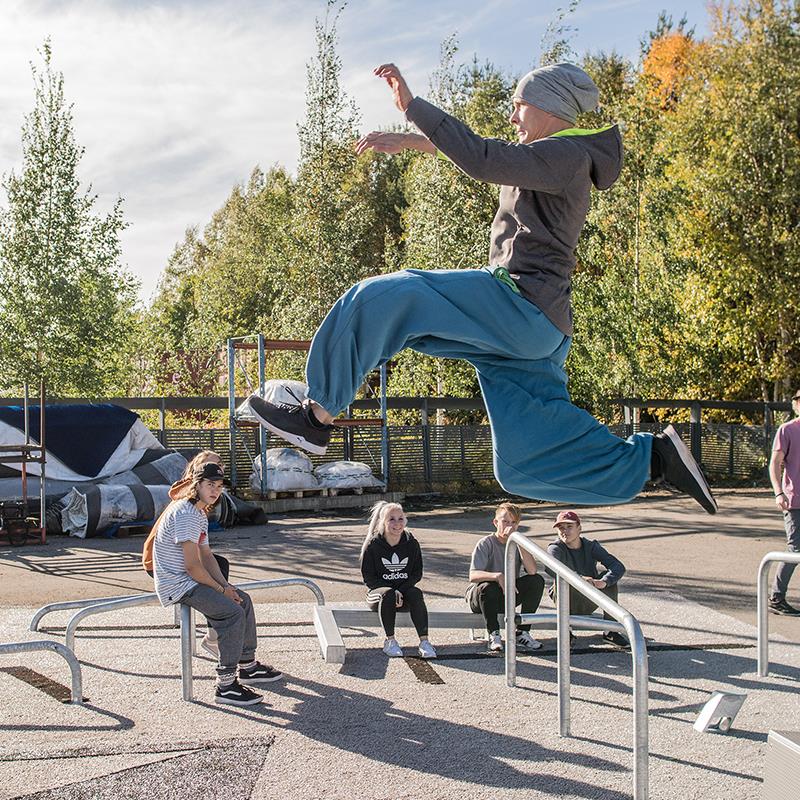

{"left": 548, "top": 510, "right": 628, "bottom": 648}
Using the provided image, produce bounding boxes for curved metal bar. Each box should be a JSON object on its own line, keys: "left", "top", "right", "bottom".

{"left": 505, "top": 532, "right": 649, "bottom": 800}
{"left": 30, "top": 594, "right": 147, "bottom": 632}
{"left": 237, "top": 577, "right": 325, "bottom": 605}
{"left": 65, "top": 594, "right": 159, "bottom": 650}
{"left": 63, "top": 578, "right": 324, "bottom": 652}
{"left": 757, "top": 551, "right": 800, "bottom": 677}
{"left": 0, "top": 640, "right": 83, "bottom": 704}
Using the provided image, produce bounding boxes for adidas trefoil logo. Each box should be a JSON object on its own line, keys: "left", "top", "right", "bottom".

{"left": 381, "top": 553, "right": 408, "bottom": 572}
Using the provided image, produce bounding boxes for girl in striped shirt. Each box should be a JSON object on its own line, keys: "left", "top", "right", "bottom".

{"left": 153, "top": 460, "right": 282, "bottom": 705}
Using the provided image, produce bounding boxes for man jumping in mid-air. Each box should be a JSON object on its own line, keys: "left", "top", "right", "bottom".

{"left": 248, "top": 61, "right": 717, "bottom": 514}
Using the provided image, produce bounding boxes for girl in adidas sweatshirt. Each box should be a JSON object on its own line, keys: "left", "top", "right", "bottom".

{"left": 360, "top": 501, "right": 436, "bottom": 659}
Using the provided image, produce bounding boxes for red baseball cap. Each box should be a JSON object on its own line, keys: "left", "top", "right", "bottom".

{"left": 553, "top": 510, "right": 581, "bottom": 528}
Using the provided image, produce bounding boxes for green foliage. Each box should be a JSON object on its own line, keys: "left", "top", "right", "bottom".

{"left": 138, "top": 0, "right": 800, "bottom": 426}
{"left": 0, "top": 42, "right": 139, "bottom": 396}
{"left": 664, "top": 0, "right": 800, "bottom": 401}
{"left": 540, "top": 1, "right": 582, "bottom": 66}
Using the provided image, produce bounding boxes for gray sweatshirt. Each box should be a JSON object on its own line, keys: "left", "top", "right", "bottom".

{"left": 405, "top": 96, "right": 623, "bottom": 336}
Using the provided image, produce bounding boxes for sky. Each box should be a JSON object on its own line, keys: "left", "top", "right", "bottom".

{"left": 0, "top": 0, "right": 712, "bottom": 303}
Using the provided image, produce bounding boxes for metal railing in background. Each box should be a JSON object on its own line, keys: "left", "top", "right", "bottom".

{"left": 504, "top": 533, "right": 649, "bottom": 800}
{"left": 0, "top": 640, "right": 82, "bottom": 703}
{"left": 757, "top": 551, "right": 800, "bottom": 677}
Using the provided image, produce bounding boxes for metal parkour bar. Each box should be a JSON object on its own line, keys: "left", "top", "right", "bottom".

{"left": 757, "top": 551, "right": 800, "bottom": 677}
{"left": 503, "top": 532, "right": 650, "bottom": 800}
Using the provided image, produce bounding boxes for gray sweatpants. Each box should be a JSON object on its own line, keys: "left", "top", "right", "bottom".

{"left": 772, "top": 509, "right": 800, "bottom": 600}
{"left": 179, "top": 585, "right": 257, "bottom": 682}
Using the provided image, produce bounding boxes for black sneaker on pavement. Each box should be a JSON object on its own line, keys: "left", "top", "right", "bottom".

{"left": 602, "top": 631, "right": 630, "bottom": 649}
{"left": 248, "top": 393, "right": 332, "bottom": 455}
{"left": 214, "top": 680, "right": 263, "bottom": 706}
{"left": 238, "top": 662, "right": 284, "bottom": 685}
{"left": 768, "top": 598, "right": 800, "bottom": 616}
{"left": 651, "top": 425, "right": 718, "bottom": 514}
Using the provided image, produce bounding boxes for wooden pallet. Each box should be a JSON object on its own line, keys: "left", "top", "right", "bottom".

{"left": 239, "top": 485, "right": 384, "bottom": 501}
{"left": 237, "top": 490, "right": 404, "bottom": 514}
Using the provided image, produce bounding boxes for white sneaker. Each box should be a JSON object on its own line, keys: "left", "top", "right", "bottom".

{"left": 516, "top": 630, "right": 542, "bottom": 651}
{"left": 418, "top": 639, "right": 437, "bottom": 659}
{"left": 200, "top": 632, "right": 219, "bottom": 659}
{"left": 488, "top": 631, "right": 503, "bottom": 653}
{"left": 383, "top": 638, "right": 403, "bottom": 657}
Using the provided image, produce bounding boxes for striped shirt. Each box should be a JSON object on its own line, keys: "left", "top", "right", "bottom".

{"left": 153, "top": 499, "right": 209, "bottom": 606}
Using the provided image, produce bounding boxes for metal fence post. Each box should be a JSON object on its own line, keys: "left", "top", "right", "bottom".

{"left": 258, "top": 335, "right": 267, "bottom": 496}
{"left": 380, "top": 364, "right": 389, "bottom": 485}
{"left": 690, "top": 401, "right": 702, "bottom": 464}
{"left": 764, "top": 403, "right": 774, "bottom": 462}
{"left": 227, "top": 339, "right": 237, "bottom": 490}
{"left": 159, "top": 398, "right": 166, "bottom": 445}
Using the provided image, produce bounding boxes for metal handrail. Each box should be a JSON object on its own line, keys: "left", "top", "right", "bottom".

{"left": 64, "top": 578, "right": 326, "bottom": 651}
{"left": 757, "top": 551, "right": 800, "bottom": 676}
{"left": 504, "top": 532, "right": 649, "bottom": 800}
{"left": 31, "top": 593, "right": 148, "bottom": 632}
{"left": 0, "top": 640, "right": 83, "bottom": 703}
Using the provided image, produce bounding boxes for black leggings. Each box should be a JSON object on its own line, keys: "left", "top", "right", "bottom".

{"left": 367, "top": 585, "right": 429, "bottom": 638}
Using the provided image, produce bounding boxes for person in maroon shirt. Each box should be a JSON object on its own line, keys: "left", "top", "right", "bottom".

{"left": 768, "top": 391, "right": 800, "bottom": 615}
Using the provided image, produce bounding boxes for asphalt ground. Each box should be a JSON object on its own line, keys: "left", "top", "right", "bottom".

{"left": 1, "top": 488, "right": 798, "bottom": 799}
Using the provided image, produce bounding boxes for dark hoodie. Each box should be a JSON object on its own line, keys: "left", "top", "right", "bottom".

{"left": 361, "top": 531, "right": 423, "bottom": 594}
{"left": 406, "top": 96, "right": 623, "bottom": 336}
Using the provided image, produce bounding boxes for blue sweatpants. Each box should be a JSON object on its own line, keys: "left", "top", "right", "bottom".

{"left": 306, "top": 269, "right": 652, "bottom": 505}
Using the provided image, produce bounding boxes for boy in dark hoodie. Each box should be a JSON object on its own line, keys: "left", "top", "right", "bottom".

{"left": 547, "top": 510, "right": 628, "bottom": 648}
{"left": 247, "top": 61, "right": 716, "bottom": 516}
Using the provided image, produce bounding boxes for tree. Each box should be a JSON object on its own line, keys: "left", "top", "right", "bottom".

{"left": 665, "top": 0, "right": 800, "bottom": 401}
{"left": 0, "top": 42, "right": 139, "bottom": 396}
{"left": 271, "top": 0, "right": 391, "bottom": 339}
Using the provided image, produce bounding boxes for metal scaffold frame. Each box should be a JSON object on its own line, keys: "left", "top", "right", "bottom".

{"left": 226, "top": 335, "right": 389, "bottom": 495}
{"left": 0, "top": 381, "right": 47, "bottom": 545}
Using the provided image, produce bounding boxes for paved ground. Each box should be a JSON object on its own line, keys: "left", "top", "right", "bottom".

{"left": 0, "top": 488, "right": 798, "bottom": 799}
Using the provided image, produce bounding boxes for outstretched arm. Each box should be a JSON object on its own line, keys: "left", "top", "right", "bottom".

{"left": 355, "top": 130, "right": 436, "bottom": 156}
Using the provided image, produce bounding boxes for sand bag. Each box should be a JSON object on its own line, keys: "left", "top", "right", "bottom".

{"left": 249, "top": 447, "right": 320, "bottom": 492}
{"left": 314, "top": 460, "right": 385, "bottom": 489}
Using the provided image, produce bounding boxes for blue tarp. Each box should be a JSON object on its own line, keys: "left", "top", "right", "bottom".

{"left": 0, "top": 403, "right": 138, "bottom": 477}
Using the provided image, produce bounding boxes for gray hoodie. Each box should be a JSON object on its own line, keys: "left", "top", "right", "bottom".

{"left": 405, "top": 96, "right": 623, "bottom": 336}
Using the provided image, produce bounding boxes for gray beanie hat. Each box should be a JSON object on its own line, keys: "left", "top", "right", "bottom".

{"left": 513, "top": 63, "right": 599, "bottom": 125}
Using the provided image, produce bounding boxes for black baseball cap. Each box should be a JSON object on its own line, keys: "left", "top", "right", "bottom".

{"left": 192, "top": 462, "right": 225, "bottom": 482}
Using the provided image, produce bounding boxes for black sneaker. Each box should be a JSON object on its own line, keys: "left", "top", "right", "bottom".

{"left": 651, "top": 425, "right": 718, "bottom": 514}
{"left": 238, "top": 661, "right": 284, "bottom": 685}
{"left": 602, "top": 631, "right": 630, "bottom": 649}
{"left": 214, "top": 679, "right": 263, "bottom": 706}
{"left": 768, "top": 598, "right": 800, "bottom": 616}
{"left": 248, "top": 392, "right": 332, "bottom": 455}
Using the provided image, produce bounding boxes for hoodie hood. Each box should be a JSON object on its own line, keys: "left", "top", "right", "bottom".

{"left": 551, "top": 124, "right": 623, "bottom": 190}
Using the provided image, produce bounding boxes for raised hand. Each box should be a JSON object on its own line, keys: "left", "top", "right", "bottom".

{"left": 355, "top": 131, "right": 408, "bottom": 156}
{"left": 374, "top": 63, "right": 413, "bottom": 113}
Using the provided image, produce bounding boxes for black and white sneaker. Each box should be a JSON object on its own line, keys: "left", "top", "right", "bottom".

{"left": 651, "top": 425, "right": 718, "bottom": 514}
{"left": 214, "top": 680, "right": 263, "bottom": 706}
{"left": 602, "top": 631, "right": 630, "bottom": 649}
{"left": 238, "top": 662, "right": 284, "bottom": 685}
{"left": 248, "top": 392, "right": 332, "bottom": 455}
{"left": 768, "top": 598, "right": 800, "bottom": 616}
